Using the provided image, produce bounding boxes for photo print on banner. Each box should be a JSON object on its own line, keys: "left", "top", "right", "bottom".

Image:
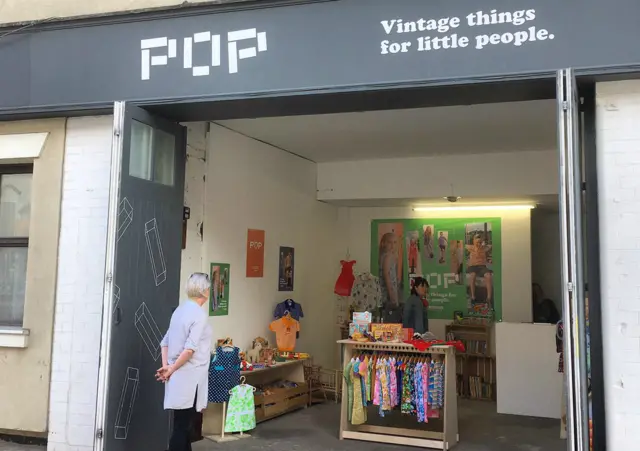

{"left": 371, "top": 218, "right": 501, "bottom": 321}
{"left": 278, "top": 246, "right": 295, "bottom": 291}
{"left": 375, "top": 222, "right": 404, "bottom": 309}
{"left": 210, "top": 263, "right": 231, "bottom": 316}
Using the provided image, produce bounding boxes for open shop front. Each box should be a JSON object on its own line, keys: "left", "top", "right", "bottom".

{"left": 95, "top": 78, "right": 593, "bottom": 451}
{"left": 1, "top": 0, "right": 625, "bottom": 450}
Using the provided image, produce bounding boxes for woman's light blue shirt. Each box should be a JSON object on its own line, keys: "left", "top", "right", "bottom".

{"left": 161, "top": 300, "right": 212, "bottom": 411}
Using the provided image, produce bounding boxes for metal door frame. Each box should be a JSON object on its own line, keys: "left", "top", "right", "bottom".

{"left": 94, "top": 102, "right": 126, "bottom": 451}
{"left": 557, "top": 69, "right": 591, "bottom": 451}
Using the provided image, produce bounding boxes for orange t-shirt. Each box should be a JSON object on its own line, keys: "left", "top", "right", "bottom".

{"left": 269, "top": 317, "right": 300, "bottom": 352}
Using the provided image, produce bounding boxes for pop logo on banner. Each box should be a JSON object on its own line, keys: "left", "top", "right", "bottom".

{"left": 246, "top": 229, "right": 265, "bottom": 278}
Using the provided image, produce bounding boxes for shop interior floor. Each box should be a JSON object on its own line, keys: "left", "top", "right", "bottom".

{"left": 193, "top": 398, "right": 566, "bottom": 451}
{"left": 0, "top": 399, "right": 566, "bottom": 450}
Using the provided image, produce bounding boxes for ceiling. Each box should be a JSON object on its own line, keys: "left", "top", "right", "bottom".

{"left": 217, "top": 99, "right": 557, "bottom": 163}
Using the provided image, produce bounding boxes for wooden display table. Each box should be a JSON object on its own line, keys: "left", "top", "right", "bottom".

{"left": 337, "top": 340, "right": 458, "bottom": 450}
{"left": 203, "top": 359, "right": 308, "bottom": 436}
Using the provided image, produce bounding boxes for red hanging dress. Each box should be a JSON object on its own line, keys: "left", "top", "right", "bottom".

{"left": 334, "top": 260, "right": 356, "bottom": 296}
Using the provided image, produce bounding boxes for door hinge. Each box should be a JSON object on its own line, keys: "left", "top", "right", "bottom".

{"left": 567, "top": 282, "right": 574, "bottom": 292}
{"left": 106, "top": 272, "right": 113, "bottom": 283}
{"left": 562, "top": 101, "right": 569, "bottom": 111}
{"left": 96, "top": 428, "right": 104, "bottom": 439}
{"left": 581, "top": 182, "right": 587, "bottom": 192}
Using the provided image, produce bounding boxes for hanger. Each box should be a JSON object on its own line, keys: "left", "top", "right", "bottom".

{"left": 221, "top": 337, "right": 235, "bottom": 351}
{"left": 230, "top": 376, "right": 256, "bottom": 394}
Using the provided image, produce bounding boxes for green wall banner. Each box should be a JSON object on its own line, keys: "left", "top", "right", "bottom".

{"left": 210, "top": 263, "right": 230, "bottom": 317}
{"left": 371, "top": 218, "right": 502, "bottom": 321}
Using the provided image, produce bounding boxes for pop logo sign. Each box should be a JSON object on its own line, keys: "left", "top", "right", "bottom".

{"left": 140, "top": 28, "right": 267, "bottom": 80}
{"left": 249, "top": 241, "right": 263, "bottom": 250}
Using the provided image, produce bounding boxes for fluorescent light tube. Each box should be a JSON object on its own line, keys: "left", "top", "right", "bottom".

{"left": 412, "top": 204, "right": 536, "bottom": 212}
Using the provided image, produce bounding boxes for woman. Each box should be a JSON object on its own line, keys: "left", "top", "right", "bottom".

{"left": 403, "top": 277, "right": 429, "bottom": 334}
{"left": 156, "top": 273, "right": 213, "bottom": 451}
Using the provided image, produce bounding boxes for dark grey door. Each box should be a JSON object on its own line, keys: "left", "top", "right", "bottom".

{"left": 98, "top": 102, "right": 186, "bottom": 451}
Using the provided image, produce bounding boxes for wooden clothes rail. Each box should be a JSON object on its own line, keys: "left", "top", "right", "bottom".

{"left": 337, "top": 340, "right": 458, "bottom": 450}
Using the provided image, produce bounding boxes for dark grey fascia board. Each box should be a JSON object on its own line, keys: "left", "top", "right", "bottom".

{"left": 0, "top": 0, "right": 336, "bottom": 33}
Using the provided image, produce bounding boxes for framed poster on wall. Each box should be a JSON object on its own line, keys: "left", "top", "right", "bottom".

{"left": 371, "top": 218, "right": 502, "bottom": 321}
{"left": 210, "top": 262, "right": 230, "bottom": 316}
{"left": 246, "top": 229, "right": 265, "bottom": 277}
{"left": 278, "top": 246, "right": 295, "bottom": 291}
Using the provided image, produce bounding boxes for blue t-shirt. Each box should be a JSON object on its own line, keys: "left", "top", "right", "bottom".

{"left": 274, "top": 299, "right": 304, "bottom": 320}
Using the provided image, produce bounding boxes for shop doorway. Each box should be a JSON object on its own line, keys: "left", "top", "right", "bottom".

{"left": 94, "top": 70, "right": 597, "bottom": 451}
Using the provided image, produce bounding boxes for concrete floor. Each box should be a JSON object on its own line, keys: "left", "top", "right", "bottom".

{"left": 1, "top": 399, "right": 565, "bottom": 451}
{"left": 192, "top": 399, "right": 565, "bottom": 451}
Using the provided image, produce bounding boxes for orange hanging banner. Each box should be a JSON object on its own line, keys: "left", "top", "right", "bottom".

{"left": 246, "top": 229, "right": 265, "bottom": 277}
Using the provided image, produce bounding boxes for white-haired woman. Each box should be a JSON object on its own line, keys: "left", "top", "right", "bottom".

{"left": 156, "top": 272, "right": 212, "bottom": 451}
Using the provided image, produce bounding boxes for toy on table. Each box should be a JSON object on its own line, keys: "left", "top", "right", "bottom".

{"left": 246, "top": 342, "right": 262, "bottom": 364}
{"left": 260, "top": 348, "right": 277, "bottom": 365}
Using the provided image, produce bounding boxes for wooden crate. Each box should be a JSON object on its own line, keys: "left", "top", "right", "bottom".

{"left": 254, "top": 383, "right": 309, "bottom": 423}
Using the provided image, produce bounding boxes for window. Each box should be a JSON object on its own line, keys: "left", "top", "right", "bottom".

{"left": 129, "top": 121, "right": 175, "bottom": 186}
{"left": 0, "top": 166, "right": 32, "bottom": 328}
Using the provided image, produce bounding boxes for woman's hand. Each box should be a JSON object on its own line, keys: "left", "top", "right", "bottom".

{"left": 156, "top": 365, "right": 174, "bottom": 382}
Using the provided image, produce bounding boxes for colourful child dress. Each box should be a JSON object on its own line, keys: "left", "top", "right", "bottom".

{"left": 224, "top": 384, "right": 256, "bottom": 433}
{"left": 208, "top": 346, "right": 241, "bottom": 403}
{"left": 334, "top": 260, "right": 356, "bottom": 296}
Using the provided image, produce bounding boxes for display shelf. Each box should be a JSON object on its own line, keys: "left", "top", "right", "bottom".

{"left": 255, "top": 382, "right": 309, "bottom": 423}
{"left": 337, "top": 340, "right": 458, "bottom": 450}
{"left": 203, "top": 358, "right": 308, "bottom": 436}
{"left": 446, "top": 323, "right": 495, "bottom": 401}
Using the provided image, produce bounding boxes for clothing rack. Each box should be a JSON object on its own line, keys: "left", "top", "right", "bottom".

{"left": 337, "top": 340, "right": 458, "bottom": 450}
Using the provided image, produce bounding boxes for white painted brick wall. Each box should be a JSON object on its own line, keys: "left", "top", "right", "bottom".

{"left": 48, "top": 116, "right": 113, "bottom": 451}
{"left": 596, "top": 81, "right": 640, "bottom": 450}
{"left": 179, "top": 122, "right": 207, "bottom": 293}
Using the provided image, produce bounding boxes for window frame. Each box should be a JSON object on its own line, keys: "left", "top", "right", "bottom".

{"left": 0, "top": 164, "right": 33, "bottom": 328}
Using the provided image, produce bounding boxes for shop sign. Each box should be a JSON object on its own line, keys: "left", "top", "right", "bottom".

{"left": 1, "top": 0, "right": 640, "bottom": 111}
{"left": 140, "top": 28, "right": 267, "bottom": 80}
{"left": 246, "top": 229, "right": 265, "bottom": 278}
{"left": 372, "top": 218, "right": 502, "bottom": 321}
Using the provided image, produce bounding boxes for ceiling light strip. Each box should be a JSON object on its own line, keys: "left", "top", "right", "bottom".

{"left": 412, "top": 204, "right": 536, "bottom": 212}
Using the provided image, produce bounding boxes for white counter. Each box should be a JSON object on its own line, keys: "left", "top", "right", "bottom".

{"left": 495, "top": 322, "right": 563, "bottom": 419}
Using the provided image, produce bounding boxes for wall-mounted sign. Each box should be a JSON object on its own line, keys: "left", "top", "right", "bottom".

{"left": 246, "top": 229, "right": 265, "bottom": 278}
{"left": 2, "top": 0, "right": 640, "bottom": 111}
{"left": 210, "top": 263, "right": 230, "bottom": 317}
{"left": 278, "top": 246, "right": 295, "bottom": 292}
{"left": 371, "top": 218, "right": 502, "bottom": 321}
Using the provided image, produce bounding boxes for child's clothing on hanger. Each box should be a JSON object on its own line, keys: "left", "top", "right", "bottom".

{"left": 335, "top": 260, "right": 356, "bottom": 296}
{"left": 269, "top": 315, "right": 300, "bottom": 351}
{"left": 225, "top": 384, "right": 256, "bottom": 433}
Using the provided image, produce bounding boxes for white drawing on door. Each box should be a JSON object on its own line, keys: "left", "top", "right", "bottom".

{"left": 135, "top": 302, "right": 163, "bottom": 361}
{"left": 117, "top": 198, "right": 134, "bottom": 242}
{"left": 145, "top": 218, "right": 167, "bottom": 286}
{"left": 114, "top": 367, "right": 139, "bottom": 440}
{"left": 112, "top": 284, "right": 121, "bottom": 313}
